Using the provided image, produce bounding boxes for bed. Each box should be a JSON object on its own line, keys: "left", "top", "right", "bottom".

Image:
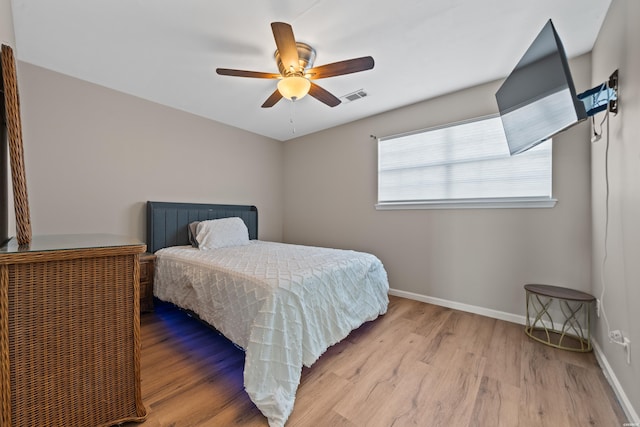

{"left": 146, "top": 201, "right": 389, "bottom": 427}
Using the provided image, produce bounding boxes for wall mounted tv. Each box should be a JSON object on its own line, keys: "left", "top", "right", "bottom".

{"left": 495, "top": 19, "right": 587, "bottom": 155}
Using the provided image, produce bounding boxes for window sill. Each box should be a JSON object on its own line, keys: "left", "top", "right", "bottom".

{"left": 375, "top": 197, "right": 557, "bottom": 210}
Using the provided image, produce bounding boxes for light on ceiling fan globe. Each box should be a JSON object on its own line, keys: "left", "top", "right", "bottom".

{"left": 277, "top": 76, "right": 311, "bottom": 101}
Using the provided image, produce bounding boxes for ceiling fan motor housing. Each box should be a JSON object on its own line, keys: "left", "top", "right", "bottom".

{"left": 275, "top": 42, "right": 316, "bottom": 76}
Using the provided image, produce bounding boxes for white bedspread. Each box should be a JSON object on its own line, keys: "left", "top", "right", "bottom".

{"left": 154, "top": 241, "right": 389, "bottom": 426}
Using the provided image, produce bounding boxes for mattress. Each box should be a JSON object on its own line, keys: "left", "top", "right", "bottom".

{"left": 154, "top": 240, "right": 389, "bottom": 426}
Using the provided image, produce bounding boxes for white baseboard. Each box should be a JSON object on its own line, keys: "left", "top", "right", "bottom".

{"left": 388, "top": 288, "right": 526, "bottom": 325}
{"left": 592, "top": 339, "right": 640, "bottom": 425}
{"left": 389, "top": 287, "right": 639, "bottom": 424}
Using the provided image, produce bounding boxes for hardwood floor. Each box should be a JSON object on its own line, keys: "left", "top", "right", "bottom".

{"left": 123, "top": 296, "right": 627, "bottom": 426}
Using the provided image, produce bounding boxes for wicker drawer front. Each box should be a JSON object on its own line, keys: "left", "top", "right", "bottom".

{"left": 140, "top": 259, "right": 150, "bottom": 282}
{"left": 2, "top": 252, "right": 146, "bottom": 427}
{"left": 139, "top": 254, "right": 155, "bottom": 313}
{"left": 140, "top": 280, "right": 154, "bottom": 313}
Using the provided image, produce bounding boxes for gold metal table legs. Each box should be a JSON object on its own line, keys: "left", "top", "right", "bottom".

{"left": 524, "top": 284, "right": 594, "bottom": 352}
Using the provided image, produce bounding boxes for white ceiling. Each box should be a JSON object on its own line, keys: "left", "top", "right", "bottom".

{"left": 10, "top": 0, "right": 611, "bottom": 141}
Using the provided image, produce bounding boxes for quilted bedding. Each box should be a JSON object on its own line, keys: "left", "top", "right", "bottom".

{"left": 153, "top": 240, "right": 389, "bottom": 426}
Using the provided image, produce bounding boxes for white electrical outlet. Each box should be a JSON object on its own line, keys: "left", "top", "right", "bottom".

{"left": 596, "top": 299, "right": 601, "bottom": 317}
{"left": 609, "top": 329, "right": 624, "bottom": 343}
{"left": 609, "top": 330, "right": 631, "bottom": 363}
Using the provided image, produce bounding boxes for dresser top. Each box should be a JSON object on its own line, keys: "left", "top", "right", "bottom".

{"left": 0, "top": 233, "right": 145, "bottom": 255}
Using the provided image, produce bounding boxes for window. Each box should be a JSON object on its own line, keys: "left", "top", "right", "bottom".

{"left": 376, "top": 115, "right": 555, "bottom": 209}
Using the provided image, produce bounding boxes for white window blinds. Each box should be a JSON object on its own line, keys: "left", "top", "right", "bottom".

{"left": 376, "top": 115, "right": 555, "bottom": 209}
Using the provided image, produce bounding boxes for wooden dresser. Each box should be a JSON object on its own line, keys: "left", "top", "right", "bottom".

{"left": 0, "top": 234, "right": 148, "bottom": 427}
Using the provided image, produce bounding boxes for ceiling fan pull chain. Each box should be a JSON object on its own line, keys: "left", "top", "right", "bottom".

{"left": 290, "top": 98, "right": 296, "bottom": 134}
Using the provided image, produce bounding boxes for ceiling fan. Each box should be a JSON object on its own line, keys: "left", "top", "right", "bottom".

{"left": 216, "top": 22, "right": 374, "bottom": 108}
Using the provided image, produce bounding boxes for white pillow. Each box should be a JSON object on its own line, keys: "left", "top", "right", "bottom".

{"left": 196, "top": 217, "right": 250, "bottom": 250}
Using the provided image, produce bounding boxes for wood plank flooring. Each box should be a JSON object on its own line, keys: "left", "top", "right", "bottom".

{"left": 123, "top": 296, "right": 627, "bottom": 426}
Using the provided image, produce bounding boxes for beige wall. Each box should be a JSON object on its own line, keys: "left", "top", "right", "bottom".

{"left": 0, "top": 0, "right": 14, "bottom": 46}
{"left": 591, "top": 0, "right": 640, "bottom": 418}
{"left": 17, "top": 62, "right": 284, "bottom": 243}
{"left": 1, "top": 0, "right": 15, "bottom": 239}
{"left": 283, "top": 55, "right": 593, "bottom": 319}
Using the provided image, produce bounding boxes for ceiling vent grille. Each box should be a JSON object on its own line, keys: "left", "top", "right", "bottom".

{"left": 341, "top": 89, "right": 368, "bottom": 103}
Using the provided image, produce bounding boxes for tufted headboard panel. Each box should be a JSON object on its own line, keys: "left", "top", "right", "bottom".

{"left": 146, "top": 201, "right": 258, "bottom": 253}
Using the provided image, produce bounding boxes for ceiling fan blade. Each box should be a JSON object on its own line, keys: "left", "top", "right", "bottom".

{"left": 309, "top": 82, "right": 341, "bottom": 107}
{"left": 306, "top": 56, "right": 375, "bottom": 79}
{"left": 271, "top": 22, "right": 299, "bottom": 74}
{"left": 216, "top": 68, "right": 281, "bottom": 79}
{"left": 261, "top": 89, "right": 283, "bottom": 108}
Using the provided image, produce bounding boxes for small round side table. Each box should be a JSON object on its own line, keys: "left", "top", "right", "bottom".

{"left": 524, "top": 284, "right": 595, "bottom": 352}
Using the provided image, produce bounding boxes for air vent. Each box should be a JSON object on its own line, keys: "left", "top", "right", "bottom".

{"left": 341, "top": 89, "right": 368, "bottom": 103}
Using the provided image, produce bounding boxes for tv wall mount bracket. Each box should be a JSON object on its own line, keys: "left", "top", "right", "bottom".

{"left": 577, "top": 69, "right": 618, "bottom": 116}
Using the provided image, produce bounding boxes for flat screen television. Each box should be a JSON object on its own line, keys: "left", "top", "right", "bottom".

{"left": 496, "top": 19, "right": 587, "bottom": 155}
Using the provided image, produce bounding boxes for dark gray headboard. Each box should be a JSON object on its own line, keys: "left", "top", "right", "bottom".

{"left": 146, "top": 201, "right": 258, "bottom": 253}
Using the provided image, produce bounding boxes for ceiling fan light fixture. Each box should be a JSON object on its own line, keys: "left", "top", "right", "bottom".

{"left": 277, "top": 75, "right": 311, "bottom": 101}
